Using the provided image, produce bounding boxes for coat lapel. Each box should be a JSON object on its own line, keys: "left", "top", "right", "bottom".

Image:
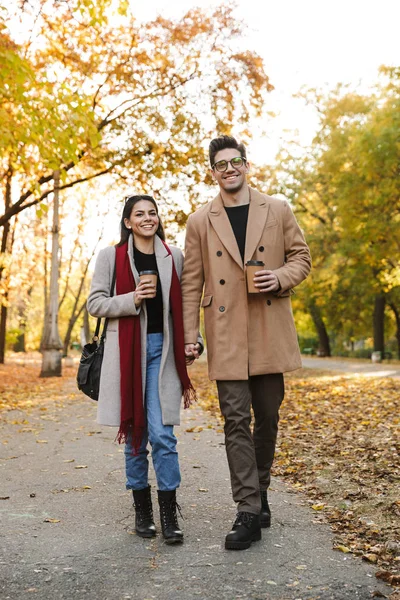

{"left": 154, "top": 235, "right": 172, "bottom": 311}
{"left": 208, "top": 192, "right": 243, "bottom": 269}
{"left": 127, "top": 235, "right": 140, "bottom": 284}
{"left": 244, "top": 188, "right": 270, "bottom": 263}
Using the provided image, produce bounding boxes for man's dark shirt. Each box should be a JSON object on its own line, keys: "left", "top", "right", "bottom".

{"left": 224, "top": 203, "right": 250, "bottom": 263}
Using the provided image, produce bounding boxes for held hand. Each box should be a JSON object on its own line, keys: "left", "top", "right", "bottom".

{"left": 134, "top": 279, "right": 157, "bottom": 307}
{"left": 185, "top": 343, "right": 200, "bottom": 366}
{"left": 253, "top": 270, "right": 280, "bottom": 293}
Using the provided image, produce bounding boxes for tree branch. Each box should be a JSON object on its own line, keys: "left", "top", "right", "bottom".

{"left": 0, "top": 166, "right": 113, "bottom": 227}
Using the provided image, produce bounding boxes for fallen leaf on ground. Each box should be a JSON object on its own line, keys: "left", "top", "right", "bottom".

{"left": 334, "top": 545, "right": 351, "bottom": 553}
{"left": 363, "top": 553, "right": 378, "bottom": 563}
{"left": 376, "top": 571, "right": 400, "bottom": 586}
{"left": 191, "top": 361, "right": 400, "bottom": 583}
{"left": 43, "top": 518, "right": 60, "bottom": 523}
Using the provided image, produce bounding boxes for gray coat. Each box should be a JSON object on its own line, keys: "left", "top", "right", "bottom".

{"left": 87, "top": 235, "right": 186, "bottom": 427}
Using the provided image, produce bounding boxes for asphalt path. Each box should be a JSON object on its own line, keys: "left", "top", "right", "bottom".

{"left": 301, "top": 356, "right": 400, "bottom": 379}
{"left": 0, "top": 379, "right": 393, "bottom": 600}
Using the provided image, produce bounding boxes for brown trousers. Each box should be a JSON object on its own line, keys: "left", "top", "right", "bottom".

{"left": 217, "top": 374, "right": 284, "bottom": 515}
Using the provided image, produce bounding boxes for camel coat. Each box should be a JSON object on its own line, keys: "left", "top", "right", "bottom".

{"left": 181, "top": 188, "right": 311, "bottom": 380}
{"left": 87, "top": 235, "right": 186, "bottom": 427}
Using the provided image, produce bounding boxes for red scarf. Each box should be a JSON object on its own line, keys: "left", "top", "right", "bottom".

{"left": 115, "top": 240, "right": 196, "bottom": 453}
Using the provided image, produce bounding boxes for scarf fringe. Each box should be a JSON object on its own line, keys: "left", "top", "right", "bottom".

{"left": 115, "top": 420, "right": 143, "bottom": 455}
{"left": 183, "top": 384, "right": 197, "bottom": 409}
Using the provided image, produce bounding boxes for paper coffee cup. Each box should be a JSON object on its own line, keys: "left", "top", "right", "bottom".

{"left": 246, "top": 260, "right": 264, "bottom": 293}
{"left": 139, "top": 270, "right": 158, "bottom": 298}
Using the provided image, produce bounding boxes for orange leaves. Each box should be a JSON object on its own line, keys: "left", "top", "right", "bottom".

{"left": 0, "top": 361, "right": 77, "bottom": 413}
{"left": 376, "top": 571, "right": 400, "bottom": 586}
{"left": 191, "top": 362, "right": 400, "bottom": 585}
{"left": 277, "top": 371, "right": 400, "bottom": 584}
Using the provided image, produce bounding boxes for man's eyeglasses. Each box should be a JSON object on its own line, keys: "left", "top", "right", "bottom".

{"left": 212, "top": 157, "right": 246, "bottom": 172}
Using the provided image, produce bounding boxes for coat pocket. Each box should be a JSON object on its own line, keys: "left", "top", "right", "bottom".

{"left": 201, "top": 295, "right": 213, "bottom": 308}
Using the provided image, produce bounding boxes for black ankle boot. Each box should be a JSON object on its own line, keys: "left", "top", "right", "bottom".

{"left": 132, "top": 485, "right": 156, "bottom": 538}
{"left": 157, "top": 490, "right": 183, "bottom": 544}
{"left": 225, "top": 512, "right": 261, "bottom": 550}
{"left": 260, "top": 489, "right": 271, "bottom": 528}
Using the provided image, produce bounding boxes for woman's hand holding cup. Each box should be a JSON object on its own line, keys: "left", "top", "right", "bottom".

{"left": 134, "top": 276, "right": 157, "bottom": 307}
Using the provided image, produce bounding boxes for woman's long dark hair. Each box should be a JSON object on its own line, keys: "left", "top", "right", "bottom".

{"left": 117, "top": 194, "right": 165, "bottom": 246}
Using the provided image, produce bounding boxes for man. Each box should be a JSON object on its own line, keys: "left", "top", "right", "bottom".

{"left": 181, "top": 135, "right": 311, "bottom": 550}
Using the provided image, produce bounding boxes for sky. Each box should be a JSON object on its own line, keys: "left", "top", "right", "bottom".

{"left": 130, "top": 0, "right": 400, "bottom": 160}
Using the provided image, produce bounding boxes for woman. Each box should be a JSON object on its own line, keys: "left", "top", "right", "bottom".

{"left": 87, "top": 194, "right": 199, "bottom": 544}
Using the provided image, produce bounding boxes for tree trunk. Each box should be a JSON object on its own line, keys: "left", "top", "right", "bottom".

{"left": 61, "top": 234, "right": 101, "bottom": 355}
{"left": 308, "top": 300, "right": 331, "bottom": 357}
{"left": 13, "top": 287, "right": 33, "bottom": 353}
{"left": 13, "top": 329, "right": 26, "bottom": 353}
{"left": 0, "top": 303, "right": 7, "bottom": 363}
{"left": 63, "top": 299, "right": 86, "bottom": 356}
{"left": 39, "top": 228, "right": 49, "bottom": 353}
{"left": 0, "top": 166, "right": 13, "bottom": 364}
{"left": 13, "top": 306, "right": 26, "bottom": 352}
{"left": 388, "top": 301, "right": 400, "bottom": 360}
{"left": 40, "top": 171, "right": 63, "bottom": 377}
{"left": 373, "top": 293, "right": 385, "bottom": 353}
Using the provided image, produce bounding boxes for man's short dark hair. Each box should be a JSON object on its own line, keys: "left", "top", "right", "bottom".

{"left": 209, "top": 135, "right": 247, "bottom": 167}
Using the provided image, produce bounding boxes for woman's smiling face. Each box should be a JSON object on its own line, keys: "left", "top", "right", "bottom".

{"left": 124, "top": 200, "right": 159, "bottom": 240}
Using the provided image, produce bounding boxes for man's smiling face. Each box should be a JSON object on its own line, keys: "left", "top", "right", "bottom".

{"left": 211, "top": 148, "right": 249, "bottom": 194}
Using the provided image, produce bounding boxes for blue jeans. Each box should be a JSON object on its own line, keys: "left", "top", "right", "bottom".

{"left": 125, "top": 333, "right": 181, "bottom": 491}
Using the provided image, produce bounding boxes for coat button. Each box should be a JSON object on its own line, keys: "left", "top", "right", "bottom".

{"left": 267, "top": 299, "right": 272, "bottom": 306}
{"left": 216, "top": 250, "right": 222, "bottom": 256}
{"left": 259, "top": 246, "right": 265, "bottom": 252}
{"left": 219, "top": 306, "right": 225, "bottom": 312}
{"left": 219, "top": 279, "right": 225, "bottom": 285}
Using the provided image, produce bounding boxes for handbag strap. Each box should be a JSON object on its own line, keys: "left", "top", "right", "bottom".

{"left": 93, "top": 257, "right": 117, "bottom": 342}
{"left": 93, "top": 317, "right": 102, "bottom": 340}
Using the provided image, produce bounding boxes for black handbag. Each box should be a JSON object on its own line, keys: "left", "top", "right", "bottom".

{"left": 77, "top": 262, "right": 116, "bottom": 400}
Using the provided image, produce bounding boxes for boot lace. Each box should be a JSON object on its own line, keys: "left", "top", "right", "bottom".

{"left": 232, "top": 511, "right": 254, "bottom": 529}
{"left": 134, "top": 496, "right": 153, "bottom": 523}
{"left": 161, "top": 499, "right": 183, "bottom": 529}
